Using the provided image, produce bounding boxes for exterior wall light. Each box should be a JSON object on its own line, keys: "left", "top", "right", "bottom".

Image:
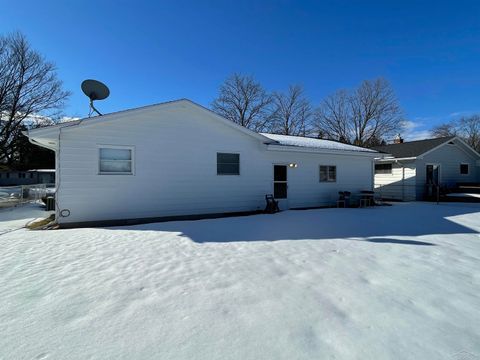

{"left": 289, "top": 163, "right": 298, "bottom": 168}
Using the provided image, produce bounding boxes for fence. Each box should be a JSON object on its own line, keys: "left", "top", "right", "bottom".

{"left": 0, "top": 183, "right": 55, "bottom": 209}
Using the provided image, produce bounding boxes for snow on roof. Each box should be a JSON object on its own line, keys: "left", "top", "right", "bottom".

{"left": 260, "top": 133, "right": 377, "bottom": 153}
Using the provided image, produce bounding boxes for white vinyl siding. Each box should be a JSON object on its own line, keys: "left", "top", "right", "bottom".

{"left": 417, "top": 139, "right": 478, "bottom": 189}
{"left": 374, "top": 161, "right": 417, "bottom": 201}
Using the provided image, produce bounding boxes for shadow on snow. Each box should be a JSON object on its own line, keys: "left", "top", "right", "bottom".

{"left": 104, "top": 203, "right": 480, "bottom": 245}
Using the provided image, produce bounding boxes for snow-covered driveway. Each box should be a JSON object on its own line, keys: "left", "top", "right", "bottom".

{"left": 0, "top": 202, "right": 479, "bottom": 360}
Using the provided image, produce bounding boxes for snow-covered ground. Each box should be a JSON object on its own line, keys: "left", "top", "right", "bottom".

{"left": 0, "top": 203, "right": 52, "bottom": 234}
{"left": 447, "top": 192, "right": 480, "bottom": 199}
{"left": 0, "top": 202, "right": 479, "bottom": 360}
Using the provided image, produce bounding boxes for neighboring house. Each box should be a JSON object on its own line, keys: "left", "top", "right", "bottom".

{"left": 26, "top": 99, "right": 379, "bottom": 227}
{"left": 0, "top": 169, "right": 55, "bottom": 186}
{"left": 373, "top": 136, "right": 480, "bottom": 201}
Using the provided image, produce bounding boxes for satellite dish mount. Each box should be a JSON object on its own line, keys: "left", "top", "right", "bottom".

{"left": 81, "top": 79, "right": 110, "bottom": 117}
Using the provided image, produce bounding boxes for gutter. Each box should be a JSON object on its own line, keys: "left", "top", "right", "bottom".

{"left": 375, "top": 156, "right": 416, "bottom": 162}
{"left": 266, "top": 144, "right": 379, "bottom": 157}
{"left": 26, "top": 134, "right": 57, "bottom": 152}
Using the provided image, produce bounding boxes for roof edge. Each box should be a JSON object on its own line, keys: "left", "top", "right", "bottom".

{"left": 26, "top": 98, "right": 276, "bottom": 145}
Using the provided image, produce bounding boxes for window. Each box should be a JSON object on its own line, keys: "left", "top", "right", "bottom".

{"left": 99, "top": 147, "right": 133, "bottom": 174}
{"left": 217, "top": 153, "right": 240, "bottom": 175}
{"left": 18, "top": 173, "right": 26, "bottom": 178}
{"left": 375, "top": 163, "right": 393, "bottom": 174}
{"left": 30, "top": 172, "right": 34, "bottom": 179}
{"left": 460, "top": 163, "right": 469, "bottom": 175}
{"left": 320, "top": 165, "right": 336, "bottom": 182}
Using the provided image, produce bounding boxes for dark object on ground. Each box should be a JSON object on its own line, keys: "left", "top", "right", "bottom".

{"left": 360, "top": 190, "right": 375, "bottom": 207}
{"left": 337, "top": 191, "right": 351, "bottom": 208}
{"left": 265, "top": 194, "right": 280, "bottom": 213}
{"left": 46, "top": 196, "right": 55, "bottom": 211}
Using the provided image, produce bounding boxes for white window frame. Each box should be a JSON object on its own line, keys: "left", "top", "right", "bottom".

{"left": 319, "top": 165, "right": 337, "bottom": 182}
{"left": 460, "top": 163, "right": 469, "bottom": 175}
{"left": 98, "top": 145, "right": 135, "bottom": 175}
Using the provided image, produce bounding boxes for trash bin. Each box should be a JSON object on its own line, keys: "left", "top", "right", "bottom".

{"left": 344, "top": 191, "right": 351, "bottom": 207}
{"left": 46, "top": 196, "right": 55, "bottom": 211}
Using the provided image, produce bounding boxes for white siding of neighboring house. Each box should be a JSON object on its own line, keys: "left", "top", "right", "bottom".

{"left": 53, "top": 103, "right": 375, "bottom": 225}
{"left": 374, "top": 161, "right": 416, "bottom": 201}
{"left": 415, "top": 139, "right": 480, "bottom": 199}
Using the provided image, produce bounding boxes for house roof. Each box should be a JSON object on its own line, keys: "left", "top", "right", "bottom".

{"left": 26, "top": 99, "right": 377, "bottom": 155}
{"left": 25, "top": 99, "right": 275, "bottom": 149}
{"left": 373, "top": 136, "right": 456, "bottom": 158}
{"left": 260, "top": 133, "right": 377, "bottom": 153}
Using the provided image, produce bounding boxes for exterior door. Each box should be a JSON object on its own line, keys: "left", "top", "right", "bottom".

{"left": 273, "top": 165, "right": 288, "bottom": 209}
{"left": 425, "top": 164, "right": 440, "bottom": 198}
{"left": 426, "top": 164, "right": 440, "bottom": 185}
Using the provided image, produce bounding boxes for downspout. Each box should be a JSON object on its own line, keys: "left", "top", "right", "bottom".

{"left": 395, "top": 159, "right": 406, "bottom": 201}
{"left": 55, "top": 128, "right": 62, "bottom": 222}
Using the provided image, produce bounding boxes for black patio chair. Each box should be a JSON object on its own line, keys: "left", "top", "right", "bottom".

{"left": 265, "top": 194, "right": 280, "bottom": 214}
{"left": 337, "top": 191, "right": 351, "bottom": 208}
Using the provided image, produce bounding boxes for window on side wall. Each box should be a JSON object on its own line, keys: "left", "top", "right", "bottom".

{"left": 99, "top": 146, "right": 134, "bottom": 175}
{"left": 375, "top": 163, "right": 393, "bottom": 174}
{"left": 320, "top": 165, "right": 336, "bottom": 182}
{"left": 460, "top": 163, "right": 469, "bottom": 175}
{"left": 217, "top": 153, "right": 240, "bottom": 175}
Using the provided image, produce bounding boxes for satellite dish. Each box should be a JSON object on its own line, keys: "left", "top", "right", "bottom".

{"left": 81, "top": 79, "right": 110, "bottom": 116}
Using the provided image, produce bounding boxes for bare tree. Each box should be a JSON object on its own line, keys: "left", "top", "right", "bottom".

{"left": 431, "top": 122, "right": 457, "bottom": 138}
{"left": 314, "top": 78, "right": 403, "bottom": 146}
{"left": 270, "top": 85, "right": 312, "bottom": 136}
{"left": 350, "top": 78, "right": 403, "bottom": 146}
{"left": 459, "top": 115, "right": 480, "bottom": 151}
{"left": 211, "top": 73, "right": 272, "bottom": 132}
{"left": 431, "top": 116, "right": 480, "bottom": 151}
{"left": 0, "top": 32, "right": 70, "bottom": 166}
{"left": 314, "top": 89, "right": 351, "bottom": 143}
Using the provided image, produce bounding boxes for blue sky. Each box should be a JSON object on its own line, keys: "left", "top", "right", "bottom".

{"left": 2, "top": 0, "right": 480, "bottom": 139}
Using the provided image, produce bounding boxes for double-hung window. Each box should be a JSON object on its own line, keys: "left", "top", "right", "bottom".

{"left": 99, "top": 146, "right": 134, "bottom": 175}
{"left": 217, "top": 153, "right": 240, "bottom": 175}
{"left": 320, "top": 165, "right": 336, "bottom": 182}
{"left": 460, "top": 163, "right": 469, "bottom": 175}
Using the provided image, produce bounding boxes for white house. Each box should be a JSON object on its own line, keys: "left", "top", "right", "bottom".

{"left": 26, "top": 99, "right": 379, "bottom": 227}
{"left": 0, "top": 169, "right": 55, "bottom": 186}
{"left": 373, "top": 136, "right": 480, "bottom": 201}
